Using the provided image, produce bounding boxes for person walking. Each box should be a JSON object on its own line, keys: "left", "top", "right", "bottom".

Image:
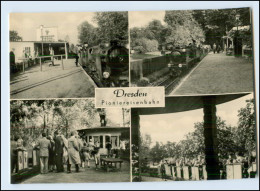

{"left": 67, "top": 131, "right": 81, "bottom": 173}
{"left": 75, "top": 53, "right": 79, "bottom": 67}
{"left": 213, "top": 43, "right": 217, "bottom": 54}
{"left": 54, "top": 130, "right": 65, "bottom": 172}
{"left": 35, "top": 132, "right": 51, "bottom": 174}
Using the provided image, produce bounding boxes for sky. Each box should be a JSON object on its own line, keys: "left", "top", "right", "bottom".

{"left": 106, "top": 108, "right": 129, "bottom": 127}
{"left": 10, "top": 11, "right": 167, "bottom": 43}
{"left": 140, "top": 93, "right": 254, "bottom": 147}
{"left": 129, "top": 11, "right": 166, "bottom": 28}
{"left": 9, "top": 12, "right": 98, "bottom": 45}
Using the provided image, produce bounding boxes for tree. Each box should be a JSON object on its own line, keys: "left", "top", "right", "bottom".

{"left": 93, "top": 12, "right": 128, "bottom": 45}
{"left": 132, "top": 37, "right": 159, "bottom": 53}
{"left": 78, "top": 21, "right": 98, "bottom": 46}
{"left": 10, "top": 30, "right": 22, "bottom": 41}
{"left": 234, "top": 99, "right": 256, "bottom": 154}
{"left": 164, "top": 10, "right": 205, "bottom": 46}
{"left": 146, "top": 20, "right": 165, "bottom": 44}
{"left": 192, "top": 8, "right": 251, "bottom": 45}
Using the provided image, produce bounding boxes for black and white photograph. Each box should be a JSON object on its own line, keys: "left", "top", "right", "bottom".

{"left": 10, "top": 99, "right": 130, "bottom": 183}
{"left": 129, "top": 8, "right": 254, "bottom": 95}
{"left": 131, "top": 93, "right": 257, "bottom": 182}
{"left": 2, "top": 1, "right": 259, "bottom": 190}
{"left": 10, "top": 11, "right": 129, "bottom": 99}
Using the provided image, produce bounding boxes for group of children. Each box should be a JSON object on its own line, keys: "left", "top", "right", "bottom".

{"left": 81, "top": 140, "right": 101, "bottom": 170}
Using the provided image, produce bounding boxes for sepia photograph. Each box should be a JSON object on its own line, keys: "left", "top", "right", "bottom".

{"left": 9, "top": 11, "right": 129, "bottom": 99}
{"left": 129, "top": 8, "right": 254, "bottom": 95}
{"left": 131, "top": 93, "right": 257, "bottom": 182}
{"left": 10, "top": 99, "right": 130, "bottom": 183}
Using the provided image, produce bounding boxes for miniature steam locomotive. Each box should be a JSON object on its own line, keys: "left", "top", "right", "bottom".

{"left": 79, "top": 40, "right": 129, "bottom": 87}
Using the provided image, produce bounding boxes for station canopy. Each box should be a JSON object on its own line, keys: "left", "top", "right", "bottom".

{"left": 137, "top": 93, "right": 249, "bottom": 115}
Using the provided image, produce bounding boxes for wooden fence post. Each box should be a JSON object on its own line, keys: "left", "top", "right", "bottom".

{"left": 40, "top": 57, "right": 42, "bottom": 71}
{"left": 61, "top": 55, "right": 64, "bottom": 70}
{"left": 23, "top": 60, "right": 25, "bottom": 73}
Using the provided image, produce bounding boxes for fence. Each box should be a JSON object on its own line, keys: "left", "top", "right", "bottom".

{"left": 11, "top": 149, "right": 40, "bottom": 183}
{"left": 154, "top": 163, "right": 257, "bottom": 181}
{"left": 131, "top": 56, "right": 168, "bottom": 81}
{"left": 10, "top": 54, "right": 66, "bottom": 74}
{"left": 130, "top": 48, "right": 209, "bottom": 83}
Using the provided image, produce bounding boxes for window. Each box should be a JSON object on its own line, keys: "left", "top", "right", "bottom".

{"left": 24, "top": 47, "right": 31, "bottom": 58}
{"left": 88, "top": 136, "right": 92, "bottom": 142}
{"left": 100, "top": 136, "right": 103, "bottom": 148}
{"left": 111, "top": 136, "right": 118, "bottom": 148}
{"left": 93, "top": 136, "right": 99, "bottom": 143}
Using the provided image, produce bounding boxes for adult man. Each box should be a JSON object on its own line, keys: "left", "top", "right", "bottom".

{"left": 75, "top": 53, "right": 79, "bottom": 67}
{"left": 35, "top": 133, "right": 51, "bottom": 174}
{"left": 76, "top": 134, "right": 84, "bottom": 167}
{"left": 106, "top": 141, "right": 112, "bottom": 157}
{"left": 67, "top": 131, "right": 81, "bottom": 173}
{"left": 54, "top": 130, "right": 64, "bottom": 172}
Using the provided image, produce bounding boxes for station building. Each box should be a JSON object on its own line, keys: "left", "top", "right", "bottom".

{"left": 10, "top": 25, "right": 69, "bottom": 63}
{"left": 78, "top": 126, "right": 130, "bottom": 155}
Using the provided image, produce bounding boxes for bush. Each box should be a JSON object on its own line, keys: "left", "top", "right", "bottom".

{"left": 133, "top": 46, "right": 146, "bottom": 53}
{"left": 132, "top": 38, "right": 159, "bottom": 53}
{"left": 137, "top": 77, "right": 150, "bottom": 87}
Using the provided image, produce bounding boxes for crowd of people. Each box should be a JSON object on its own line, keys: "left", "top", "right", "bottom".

{"left": 11, "top": 130, "right": 123, "bottom": 174}
{"left": 158, "top": 151, "right": 257, "bottom": 180}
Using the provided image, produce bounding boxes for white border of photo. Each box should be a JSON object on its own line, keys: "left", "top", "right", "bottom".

{"left": 1, "top": 1, "right": 259, "bottom": 190}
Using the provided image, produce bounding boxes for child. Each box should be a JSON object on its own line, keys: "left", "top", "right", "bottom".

{"left": 82, "top": 142, "right": 91, "bottom": 168}
{"left": 93, "top": 142, "right": 101, "bottom": 170}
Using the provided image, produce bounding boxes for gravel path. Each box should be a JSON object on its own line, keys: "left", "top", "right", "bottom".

{"left": 171, "top": 53, "right": 254, "bottom": 95}
{"left": 21, "top": 160, "right": 130, "bottom": 184}
{"left": 10, "top": 59, "right": 96, "bottom": 99}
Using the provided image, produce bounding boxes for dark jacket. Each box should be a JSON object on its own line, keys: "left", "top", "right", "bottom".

{"left": 54, "top": 135, "right": 64, "bottom": 154}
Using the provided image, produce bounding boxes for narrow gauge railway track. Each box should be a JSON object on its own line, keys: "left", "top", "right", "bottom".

{"left": 81, "top": 65, "right": 104, "bottom": 87}
{"left": 151, "top": 74, "right": 180, "bottom": 94}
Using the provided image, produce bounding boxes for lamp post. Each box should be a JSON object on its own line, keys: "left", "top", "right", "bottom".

{"left": 235, "top": 13, "right": 240, "bottom": 32}
{"left": 40, "top": 25, "right": 44, "bottom": 56}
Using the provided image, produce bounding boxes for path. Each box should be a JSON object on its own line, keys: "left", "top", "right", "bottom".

{"left": 10, "top": 59, "right": 96, "bottom": 99}
{"left": 21, "top": 160, "right": 130, "bottom": 183}
{"left": 170, "top": 53, "right": 254, "bottom": 95}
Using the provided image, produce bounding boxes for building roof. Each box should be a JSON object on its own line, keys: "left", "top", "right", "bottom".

{"left": 229, "top": 25, "right": 250, "bottom": 32}
{"left": 10, "top": 41, "right": 67, "bottom": 44}
{"left": 78, "top": 126, "right": 130, "bottom": 133}
{"left": 136, "top": 93, "right": 249, "bottom": 115}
